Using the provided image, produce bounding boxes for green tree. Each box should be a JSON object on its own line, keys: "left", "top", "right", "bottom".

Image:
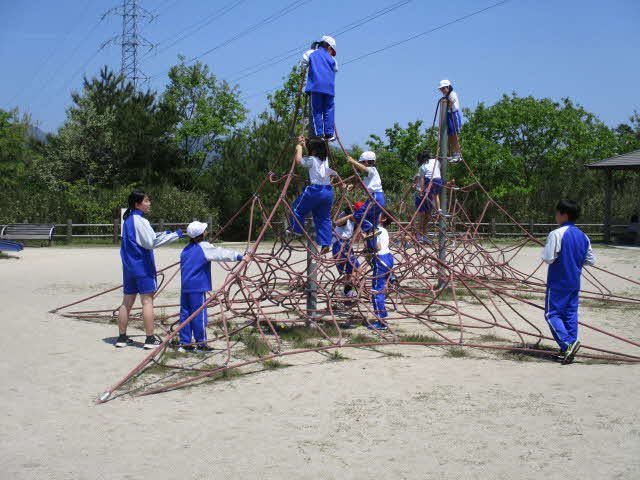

{"left": 164, "top": 56, "right": 247, "bottom": 187}
{"left": 614, "top": 111, "right": 640, "bottom": 154}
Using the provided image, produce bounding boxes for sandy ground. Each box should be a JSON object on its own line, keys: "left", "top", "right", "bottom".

{"left": 1, "top": 244, "right": 639, "bottom": 480}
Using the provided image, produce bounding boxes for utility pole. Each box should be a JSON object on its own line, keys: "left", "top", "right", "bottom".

{"left": 102, "top": 0, "right": 154, "bottom": 88}
{"left": 437, "top": 97, "right": 449, "bottom": 290}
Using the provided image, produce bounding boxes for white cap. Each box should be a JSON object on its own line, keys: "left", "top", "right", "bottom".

{"left": 186, "top": 221, "right": 207, "bottom": 238}
{"left": 438, "top": 79, "right": 451, "bottom": 89}
{"left": 359, "top": 151, "right": 376, "bottom": 162}
{"left": 321, "top": 35, "right": 336, "bottom": 52}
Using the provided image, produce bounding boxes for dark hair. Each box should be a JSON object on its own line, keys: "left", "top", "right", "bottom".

{"left": 123, "top": 190, "right": 147, "bottom": 220}
{"left": 306, "top": 138, "right": 328, "bottom": 158}
{"left": 379, "top": 211, "right": 393, "bottom": 227}
{"left": 555, "top": 199, "right": 580, "bottom": 222}
{"left": 190, "top": 233, "right": 205, "bottom": 244}
{"left": 417, "top": 150, "right": 432, "bottom": 164}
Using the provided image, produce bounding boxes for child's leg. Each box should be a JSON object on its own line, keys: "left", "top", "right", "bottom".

{"left": 140, "top": 293, "right": 156, "bottom": 336}
{"left": 544, "top": 288, "right": 571, "bottom": 351}
{"left": 179, "top": 292, "right": 193, "bottom": 345}
{"left": 117, "top": 294, "right": 136, "bottom": 335}
{"left": 324, "top": 94, "right": 335, "bottom": 137}
{"left": 562, "top": 290, "right": 580, "bottom": 345}
{"left": 190, "top": 292, "right": 208, "bottom": 345}
{"left": 289, "top": 187, "right": 314, "bottom": 234}
{"left": 309, "top": 92, "right": 325, "bottom": 137}
{"left": 371, "top": 256, "right": 392, "bottom": 319}
{"left": 311, "top": 187, "right": 334, "bottom": 246}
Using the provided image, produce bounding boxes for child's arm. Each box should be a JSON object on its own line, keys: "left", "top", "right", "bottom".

{"left": 134, "top": 216, "right": 182, "bottom": 249}
{"left": 333, "top": 58, "right": 339, "bottom": 73}
{"left": 584, "top": 238, "right": 596, "bottom": 266}
{"left": 200, "top": 242, "right": 244, "bottom": 262}
{"left": 301, "top": 49, "right": 312, "bottom": 67}
{"left": 345, "top": 155, "right": 369, "bottom": 174}
{"left": 335, "top": 214, "right": 353, "bottom": 227}
{"left": 541, "top": 231, "right": 561, "bottom": 264}
{"left": 293, "top": 136, "right": 306, "bottom": 167}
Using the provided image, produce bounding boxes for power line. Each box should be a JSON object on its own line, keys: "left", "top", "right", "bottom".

{"left": 242, "top": 0, "right": 511, "bottom": 100}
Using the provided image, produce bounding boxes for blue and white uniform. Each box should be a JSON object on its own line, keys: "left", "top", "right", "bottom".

{"left": 289, "top": 155, "right": 336, "bottom": 246}
{"left": 541, "top": 222, "right": 596, "bottom": 351}
{"left": 354, "top": 166, "right": 386, "bottom": 226}
{"left": 332, "top": 212, "right": 360, "bottom": 275}
{"left": 120, "top": 209, "right": 182, "bottom": 295}
{"left": 445, "top": 90, "right": 462, "bottom": 135}
{"left": 302, "top": 47, "right": 338, "bottom": 137}
{"left": 415, "top": 158, "right": 442, "bottom": 212}
{"left": 179, "top": 241, "right": 243, "bottom": 346}
{"left": 370, "top": 226, "right": 394, "bottom": 319}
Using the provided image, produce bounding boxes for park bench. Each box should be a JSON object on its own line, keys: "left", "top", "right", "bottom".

{"left": 0, "top": 224, "right": 56, "bottom": 246}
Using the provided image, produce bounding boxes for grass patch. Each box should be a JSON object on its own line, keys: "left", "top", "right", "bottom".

{"left": 329, "top": 350, "right": 348, "bottom": 361}
{"left": 234, "top": 331, "right": 271, "bottom": 357}
{"left": 446, "top": 347, "right": 468, "bottom": 358}
{"left": 398, "top": 334, "right": 441, "bottom": 344}
{"left": 346, "top": 333, "right": 379, "bottom": 345}
{"left": 501, "top": 351, "right": 533, "bottom": 362}
{"left": 277, "top": 325, "right": 338, "bottom": 347}
{"left": 262, "top": 359, "right": 291, "bottom": 370}
{"left": 476, "top": 333, "right": 509, "bottom": 343}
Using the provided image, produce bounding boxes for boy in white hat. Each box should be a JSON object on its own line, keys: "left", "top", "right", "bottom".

{"left": 178, "top": 221, "right": 245, "bottom": 352}
{"left": 345, "top": 151, "right": 386, "bottom": 227}
{"left": 438, "top": 79, "right": 462, "bottom": 161}
{"left": 301, "top": 35, "right": 338, "bottom": 141}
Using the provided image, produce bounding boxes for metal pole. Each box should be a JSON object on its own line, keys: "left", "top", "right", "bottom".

{"left": 603, "top": 169, "right": 612, "bottom": 243}
{"left": 437, "top": 98, "right": 449, "bottom": 289}
{"left": 305, "top": 218, "right": 318, "bottom": 324}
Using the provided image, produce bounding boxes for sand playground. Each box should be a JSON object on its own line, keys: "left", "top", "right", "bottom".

{"left": 1, "top": 243, "right": 639, "bottom": 479}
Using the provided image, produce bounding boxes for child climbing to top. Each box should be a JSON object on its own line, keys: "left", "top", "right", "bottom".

{"left": 288, "top": 136, "right": 337, "bottom": 254}
{"left": 178, "top": 221, "right": 245, "bottom": 352}
{"left": 438, "top": 79, "right": 462, "bottom": 161}
{"left": 302, "top": 35, "right": 338, "bottom": 141}
{"left": 541, "top": 200, "right": 596, "bottom": 364}
{"left": 346, "top": 151, "right": 386, "bottom": 227}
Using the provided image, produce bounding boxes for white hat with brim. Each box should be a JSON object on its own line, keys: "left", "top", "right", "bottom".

{"left": 359, "top": 151, "right": 376, "bottom": 162}
{"left": 186, "top": 221, "right": 208, "bottom": 238}
{"left": 438, "top": 79, "right": 451, "bottom": 89}
{"left": 321, "top": 35, "right": 336, "bottom": 52}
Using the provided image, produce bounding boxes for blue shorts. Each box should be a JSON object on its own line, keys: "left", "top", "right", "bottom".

{"left": 123, "top": 274, "right": 157, "bottom": 295}
{"left": 447, "top": 111, "right": 462, "bottom": 135}
{"left": 414, "top": 178, "right": 442, "bottom": 213}
{"left": 332, "top": 240, "right": 360, "bottom": 274}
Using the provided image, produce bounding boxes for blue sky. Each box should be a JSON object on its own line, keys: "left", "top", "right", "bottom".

{"left": 1, "top": 0, "right": 639, "bottom": 147}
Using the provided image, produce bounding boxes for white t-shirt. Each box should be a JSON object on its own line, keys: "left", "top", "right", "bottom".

{"left": 301, "top": 155, "right": 336, "bottom": 185}
{"left": 334, "top": 212, "right": 354, "bottom": 241}
{"left": 418, "top": 159, "right": 441, "bottom": 181}
{"left": 363, "top": 166, "right": 383, "bottom": 192}
{"left": 445, "top": 90, "right": 460, "bottom": 112}
{"left": 376, "top": 226, "right": 390, "bottom": 255}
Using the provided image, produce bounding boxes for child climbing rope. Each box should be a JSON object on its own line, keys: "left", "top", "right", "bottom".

{"left": 116, "top": 190, "right": 183, "bottom": 349}
{"left": 541, "top": 200, "right": 596, "bottom": 364}
{"left": 178, "top": 221, "right": 245, "bottom": 353}
{"left": 414, "top": 150, "right": 443, "bottom": 232}
{"left": 363, "top": 211, "right": 395, "bottom": 330}
{"left": 346, "top": 151, "right": 386, "bottom": 227}
{"left": 438, "top": 79, "right": 462, "bottom": 161}
{"left": 288, "top": 136, "right": 337, "bottom": 253}
{"left": 332, "top": 202, "right": 366, "bottom": 302}
{"left": 302, "top": 35, "right": 338, "bottom": 141}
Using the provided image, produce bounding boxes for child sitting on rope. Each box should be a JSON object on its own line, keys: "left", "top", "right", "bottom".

{"left": 438, "top": 79, "right": 462, "bottom": 161}
{"left": 302, "top": 35, "right": 338, "bottom": 141}
{"left": 288, "top": 136, "right": 337, "bottom": 254}
{"left": 178, "top": 221, "right": 245, "bottom": 353}
{"left": 361, "top": 211, "right": 395, "bottom": 330}
{"left": 414, "top": 150, "right": 443, "bottom": 232}
{"left": 346, "top": 151, "right": 386, "bottom": 227}
{"left": 332, "top": 202, "right": 368, "bottom": 302}
{"left": 541, "top": 200, "right": 596, "bottom": 364}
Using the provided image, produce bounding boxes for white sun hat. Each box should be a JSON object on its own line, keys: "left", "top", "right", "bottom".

{"left": 321, "top": 35, "right": 337, "bottom": 52}
{"left": 438, "top": 79, "right": 451, "bottom": 89}
{"left": 186, "top": 221, "right": 208, "bottom": 238}
{"left": 359, "top": 151, "right": 376, "bottom": 162}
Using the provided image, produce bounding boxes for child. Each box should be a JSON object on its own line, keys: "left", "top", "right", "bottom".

{"left": 364, "top": 212, "right": 394, "bottom": 330}
{"left": 414, "top": 150, "right": 442, "bottom": 232}
{"left": 288, "top": 136, "right": 337, "bottom": 253}
{"left": 438, "top": 79, "right": 462, "bottom": 161}
{"left": 541, "top": 200, "right": 596, "bottom": 364}
{"left": 302, "top": 35, "right": 338, "bottom": 140}
{"left": 179, "top": 221, "right": 245, "bottom": 352}
{"left": 332, "top": 202, "right": 366, "bottom": 300}
{"left": 117, "top": 190, "right": 183, "bottom": 349}
{"left": 346, "top": 151, "right": 386, "bottom": 227}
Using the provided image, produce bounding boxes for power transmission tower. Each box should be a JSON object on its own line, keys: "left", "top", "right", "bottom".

{"left": 102, "top": 0, "right": 155, "bottom": 88}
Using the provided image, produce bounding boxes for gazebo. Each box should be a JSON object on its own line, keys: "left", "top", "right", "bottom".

{"left": 587, "top": 149, "right": 640, "bottom": 243}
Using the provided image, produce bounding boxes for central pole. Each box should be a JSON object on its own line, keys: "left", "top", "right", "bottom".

{"left": 437, "top": 97, "right": 449, "bottom": 289}
{"left": 305, "top": 218, "right": 318, "bottom": 324}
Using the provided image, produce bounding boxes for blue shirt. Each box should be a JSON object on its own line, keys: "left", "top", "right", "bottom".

{"left": 541, "top": 222, "right": 596, "bottom": 291}
{"left": 304, "top": 47, "right": 338, "bottom": 96}
{"left": 180, "top": 241, "right": 243, "bottom": 293}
